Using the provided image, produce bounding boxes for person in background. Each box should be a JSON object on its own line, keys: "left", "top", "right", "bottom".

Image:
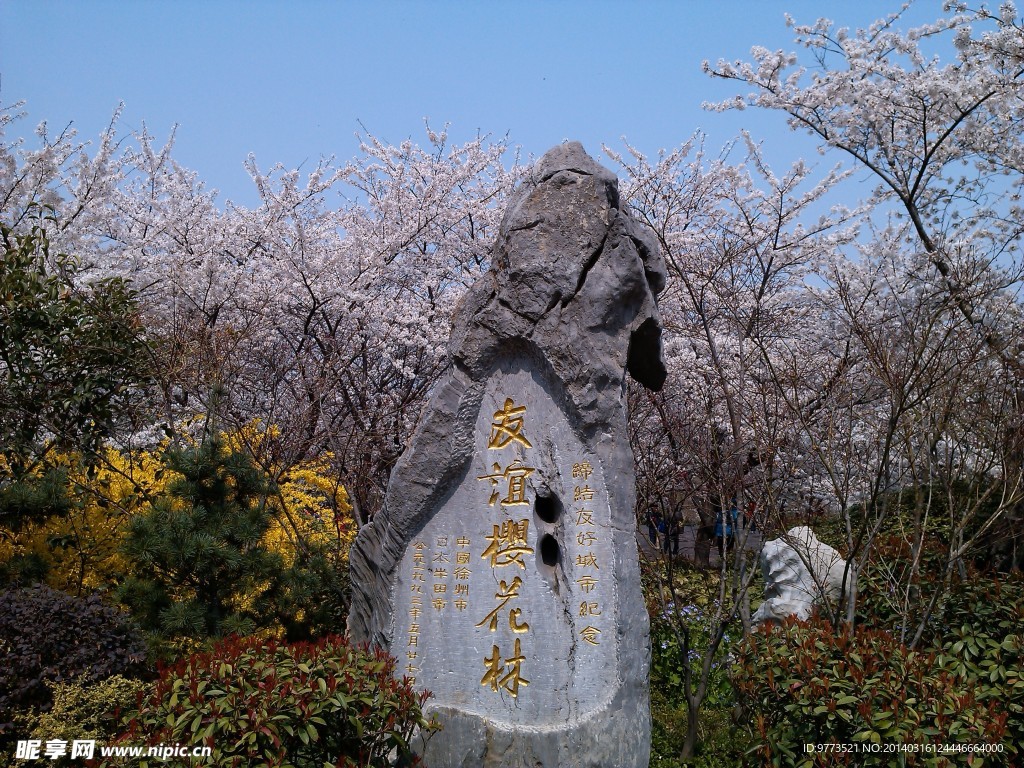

{"left": 714, "top": 501, "right": 738, "bottom": 550}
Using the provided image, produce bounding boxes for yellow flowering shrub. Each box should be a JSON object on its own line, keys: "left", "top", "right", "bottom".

{"left": 2, "top": 421, "right": 354, "bottom": 610}
{"left": 0, "top": 448, "right": 173, "bottom": 593}
{"left": 222, "top": 421, "right": 355, "bottom": 564}
{"left": 42, "top": 449, "right": 170, "bottom": 593}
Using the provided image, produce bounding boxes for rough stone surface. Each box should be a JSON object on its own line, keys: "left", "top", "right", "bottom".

{"left": 752, "top": 526, "right": 850, "bottom": 623}
{"left": 348, "top": 142, "right": 666, "bottom": 768}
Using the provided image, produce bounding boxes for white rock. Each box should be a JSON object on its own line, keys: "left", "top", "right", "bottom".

{"left": 752, "top": 526, "right": 850, "bottom": 623}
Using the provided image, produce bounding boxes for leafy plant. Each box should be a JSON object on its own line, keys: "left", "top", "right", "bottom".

{"left": 732, "top": 616, "right": 1010, "bottom": 766}
{"left": 650, "top": 685, "right": 753, "bottom": 768}
{"left": 0, "top": 463, "right": 70, "bottom": 551}
{"left": 0, "top": 584, "right": 146, "bottom": 744}
{"left": 27, "top": 675, "right": 147, "bottom": 766}
{"left": 0, "top": 215, "right": 150, "bottom": 483}
{"left": 0, "top": 213, "right": 152, "bottom": 593}
{"left": 648, "top": 585, "right": 755, "bottom": 767}
{"left": 931, "top": 577, "right": 1024, "bottom": 763}
{"left": 223, "top": 421, "right": 355, "bottom": 640}
{"left": 272, "top": 541, "right": 351, "bottom": 642}
{"left": 651, "top": 604, "right": 734, "bottom": 711}
{"left": 113, "top": 634, "right": 436, "bottom": 768}
{"left": 4, "top": 446, "right": 169, "bottom": 596}
{"left": 641, "top": 556, "right": 759, "bottom": 762}
{"left": 116, "top": 432, "right": 354, "bottom": 642}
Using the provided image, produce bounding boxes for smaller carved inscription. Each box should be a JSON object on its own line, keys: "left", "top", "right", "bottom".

{"left": 571, "top": 459, "right": 604, "bottom": 646}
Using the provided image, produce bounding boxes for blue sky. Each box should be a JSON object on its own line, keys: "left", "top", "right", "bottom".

{"left": 1, "top": 1, "right": 946, "bottom": 209}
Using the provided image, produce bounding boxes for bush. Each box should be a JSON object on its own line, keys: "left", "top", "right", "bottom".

{"left": 850, "top": 569, "right": 1023, "bottom": 763}
{"left": 114, "top": 635, "right": 436, "bottom": 768}
{"left": 732, "top": 616, "right": 1009, "bottom": 766}
{"left": 0, "top": 216, "right": 150, "bottom": 485}
{"left": 931, "top": 577, "right": 1024, "bottom": 762}
{"left": 0, "top": 585, "right": 146, "bottom": 735}
{"left": 0, "top": 467, "right": 71, "bottom": 544}
{"left": 650, "top": 686, "right": 753, "bottom": 768}
{"left": 27, "top": 676, "right": 147, "bottom": 765}
{"left": 117, "top": 437, "right": 285, "bottom": 639}
{"left": 650, "top": 604, "right": 735, "bottom": 711}
{"left": 272, "top": 544, "right": 351, "bottom": 642}
{"left": 0, "top": 585, "right": 146, "bottom": 762}
{"left": 117, "top": 435, "right": 354, "bottom": 642}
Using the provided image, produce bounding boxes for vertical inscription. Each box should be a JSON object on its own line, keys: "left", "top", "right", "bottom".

{"left": 404, "top": 535, "right": 474, "bottom": 686}
{"left": 432, "top": 536, "right": 450, "bottom": 612}
{"left": 454, "top": 536, "right": 472, "bottom": 612}
{"left": 406, "top": 540, "right": 428, "bottom": 683}
{"left": 572, "top": 460, "right": 603, "bottom": 647}
{"left": 477, "top": 398, "right": 535, "bottom": 698}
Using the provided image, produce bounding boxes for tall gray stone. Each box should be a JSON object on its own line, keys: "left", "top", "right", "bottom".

{"left": 348, "top": 142, "right": 666, "bottom": 768}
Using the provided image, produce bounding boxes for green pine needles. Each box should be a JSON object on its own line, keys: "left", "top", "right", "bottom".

{"left": 118, "top": 437, "right": 285, "bottom": 639}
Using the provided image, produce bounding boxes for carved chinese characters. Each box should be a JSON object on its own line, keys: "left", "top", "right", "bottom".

{"left": 477, "top": 400, "right": 535, "bottom": 698}
{"left": 571, "top": 460, "right": 603, "bottom": 647}
{"left": 390, "top": 367, "right": 619, "bottom": 727}
{"left": 488, "top": 398, "right": 532, "bottom": 450}
{"left": 403, "top": 535, "right": 473, "bottom": 686}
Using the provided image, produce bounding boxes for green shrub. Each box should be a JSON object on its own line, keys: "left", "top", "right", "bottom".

{"left": 0, "top": 584, "right": 146, "bottom": 741}
{"left": 650, "top": 605, "right": 735, "bottom": 711}
{"left": 273, "top": 543, "right": 352, "bottom": 643}
{"left": 0, "top": 216, "right": 151, "bottom": 487}
{"left": 732, "top": 617, "right": 1009, "bottom": 766}
{"left": 113, "top": 634, "right": 436, "bottom": 767}
{"left": 27, "top": 676, "right": 146, "bottom": 765}
{"left": 644, "top": 561, "right": 756, "bottom": 764}
{"left": 649, "top": 684, "right": 690, "bottom": 768}
{"left": 931, "top": 577, "right": 1024, "bottom": 762}
{"left": 850, "top": 571, "right": 1024, "bottom": 762}
{"left": 650, "top": 687, "right": 753, "bottom": 768}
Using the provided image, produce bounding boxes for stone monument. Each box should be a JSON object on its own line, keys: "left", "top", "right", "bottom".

{"left": 348, "top": 142, "right": 667, "bottom": 768}
{"left": 752, "top": 526, "right": 850, "bottom": 624}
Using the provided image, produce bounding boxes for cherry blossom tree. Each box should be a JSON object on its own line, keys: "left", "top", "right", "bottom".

{"left": 775, "top": 227, "right": 1024, "bottom": 635}
{"left": 1, "top": 105, "right": 522, "bottom": 525}
{"left": 609, "top": 133, "right": 859, "bottom": 759}
{"left": 704, "top": 1, "right": 1024, "bottom": 366}
{"left": 222, "top": 127, "right": 522, "bottom": 522}
{"left": 608, "top": 6, "right": 1024, "bottom": 751}
{"left": 704, "top": 0, "right": 1024, "bottom": 631}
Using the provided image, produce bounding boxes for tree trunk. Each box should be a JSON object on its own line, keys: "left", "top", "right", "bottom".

{"left": 694, "top": 525, "right": 713, "bottom": 568}
{"left": 680, "top": 695, "right": 700, "bottom": 761}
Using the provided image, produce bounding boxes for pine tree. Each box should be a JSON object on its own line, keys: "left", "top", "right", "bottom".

{"left": 118, "top": 437, "right": 284, "bottom": 638}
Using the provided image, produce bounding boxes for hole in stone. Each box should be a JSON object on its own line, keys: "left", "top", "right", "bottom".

{"left": 540, "top": 534, "right": 560, "bottom": 567}
{"left": 535, "top": 492, "right": 562, "bottom": 525}
{"left": 628, "top": 315, "right": 667, "bottom": 392}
